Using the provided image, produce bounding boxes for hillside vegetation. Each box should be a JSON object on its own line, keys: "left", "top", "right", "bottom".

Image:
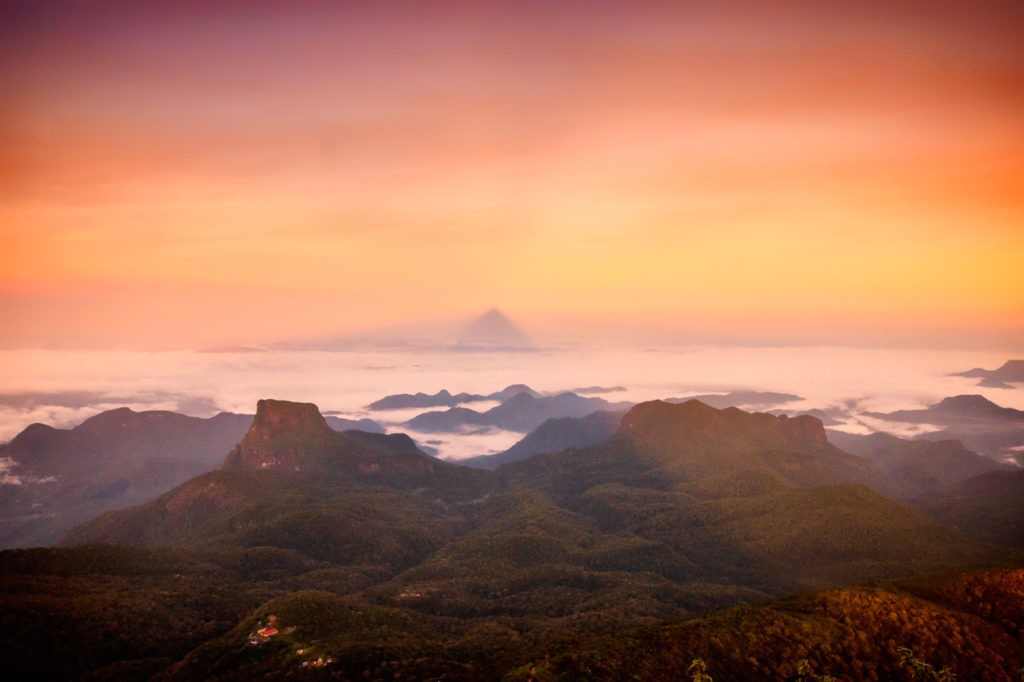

{"left": 3, "top": 398, "right": 1020, "bottom": 679}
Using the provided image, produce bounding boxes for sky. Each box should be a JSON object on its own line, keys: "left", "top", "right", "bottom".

{"left": 2, "top": 0, "right": 1023, "bottom": 349}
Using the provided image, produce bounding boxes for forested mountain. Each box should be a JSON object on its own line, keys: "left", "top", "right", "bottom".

{"left": 2, "top": 397, "right": 1020, "bottom": 680}
{"left": 0, "top": 409, "right": 253, "bottom": 548}
{"left": 0, "top": 406, "right": 383, "bottom": 549}
{"left": 866, "top": 394, "right": 1024, "bottom": 463}
{"left": 826, "top": 430, "right": 1009, "bottom": 498}
{"left": 461, "top": 409, "right": 624, "bottom": 469}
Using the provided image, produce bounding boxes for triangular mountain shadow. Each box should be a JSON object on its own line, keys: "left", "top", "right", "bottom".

{"left": 454, "top": 307, "right": 532, "bottom": 350}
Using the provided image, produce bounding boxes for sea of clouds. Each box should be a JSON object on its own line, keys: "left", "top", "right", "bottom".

{"left": 0, "top": 344, "right": 1019, "bottom": 460}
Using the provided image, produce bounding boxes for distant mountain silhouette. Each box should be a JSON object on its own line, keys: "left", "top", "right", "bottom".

{"left": 461, "top": 410, "right": 624, "bottom": 469}
{"left": 368, "top": 389, "right": 487, "bottom": 410}
{"left": 488, "top": 383, "right": 541, "bottom": 401}
{"left": 0, "top": 406, "right": 383, "bottom": 548}
{"left": 826, "top": 430, "right": 1008, "bottom": 498}
{"left": 865, "top": 394, "right": 1024, "bottom": 462}
{"left": 366, "top": 384, "right": 541, "bottom": 411}
{"left": 867, "top": 395, "right": 1024, "bottom": 423}
{"left": 453, "top": 308, "right": 532, "bottom": 350}
{"left": 951, "top": 359, "right": 1024, "bottom": 388}
{"left": 404, "top": 390, "right": 632, "bottom": 433}
{"left": 666, "top": 390, "right": 803, "bottom": 410}
{"left": 323, "top": 414, "right": 386, "bottom": 433}
{"left": 0, "top": 409, "right": 253, "bottom": 548}
{"left": 571, "top": 385, "right": 627, "bottom": 395}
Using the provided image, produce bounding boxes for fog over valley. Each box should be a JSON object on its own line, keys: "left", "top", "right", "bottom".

{"left": 2, "top": 1, "right": 1022, "bottom": 678}
{"left": 2, "top": 342, "right": 1021, "bottom": 457}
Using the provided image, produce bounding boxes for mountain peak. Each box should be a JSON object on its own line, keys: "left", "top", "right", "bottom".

{"left": 251, "top": 399, "right": 328, "bottom": 433}
{"left": 933, "top": 395, "right": 1023, "bottom": 419}
{"left": 222, "top": 399, "right": 458, "bottom": 481}
{"left": 224, "top": 399, "right": 334, "bottom": 471}
{"left": 616, "top": 399, "right": 834, "bottom": 477}
{"left": 457, "top": 308, "right": 532, "bottom": 348}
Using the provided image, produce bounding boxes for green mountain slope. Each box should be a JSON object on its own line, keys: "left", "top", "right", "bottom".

{"left": 31, "top": 398, "right": 1020, "bottom": 680}
{"left": 0, "top": 409, "right": 253, "bottom": 548}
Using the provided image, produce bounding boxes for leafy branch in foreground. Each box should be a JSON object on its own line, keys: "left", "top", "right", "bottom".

{"left": 797, "top": 658, "right": 836, "bottom": 681}
{"left": 897, "top": 646, "right": 956, "bottom": 681}
{"left": 689, "top": 657, "right": 713, "bottom": 682}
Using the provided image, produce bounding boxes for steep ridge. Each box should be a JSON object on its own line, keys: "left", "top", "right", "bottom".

{"left": 865, "top": 394, "right": 1024, "bottom": 462}
{"left": 826, "top": 430, "right": 1008, "bottom": 498}
{"left": 63, "top": 399, "right": 501, "bottom": 552}
{"left": 223, "top": 400, "right": 335, "bottom": 471}
{"left": 405, "top": 390, "right": 632, "bottom": 433}
{"left": 499, "top": 400, "right": 980, "bottom": 591}
{"left": 461, "top": 409, "right": 624, "bottom": 469}
{"left": 223, "top": 399, "right": 470, "bottom": 484}
{"left": 506, "top": 399, "right": 881, "bottom": 493}
{"left": 0, "top": 409, "right": 253, "bottom": 548}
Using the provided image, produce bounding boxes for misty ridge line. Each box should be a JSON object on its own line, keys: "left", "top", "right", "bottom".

{"left": 2, "top": 362, "right": 1022, "bottom": 549}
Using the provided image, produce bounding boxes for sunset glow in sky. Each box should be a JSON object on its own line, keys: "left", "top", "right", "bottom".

{"left": 3, "top": 1, "right": 1023, "bottom": 348}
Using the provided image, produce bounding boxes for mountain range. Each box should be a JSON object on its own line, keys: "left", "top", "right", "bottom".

{"left": 1, "top": 393, "right": 1022, "bottom": 679}
{"left": 461, "top": 409, "right": 625, "bottom": 469}
{"left": 951, "top": 358, "right": 1024, "bottom": 388}
{"left": 367, "top": 384, "right": 539, "bottom": 410}
{"left": 865, "top": 394, "right": 1024, "bottom": 463}
{"left": 0, "top": 407, "right": 381, "bottom": 548}
{"left": 666, "top": 389, "right": 803, "bottom": 410}
{"left": 404, "top": 389, "right": 633, "bottom": 433}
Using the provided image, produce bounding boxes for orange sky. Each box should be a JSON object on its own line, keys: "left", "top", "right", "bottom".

{"left": 2, "top": 0, "right": 1022, "bottom": 348}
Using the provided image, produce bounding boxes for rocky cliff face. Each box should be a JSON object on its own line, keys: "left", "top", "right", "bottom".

{"left": 224, "top": 399, "right": 333, "bottom": 471}
{"left": 221, "top": 399, "right": 452, "bottom": 480}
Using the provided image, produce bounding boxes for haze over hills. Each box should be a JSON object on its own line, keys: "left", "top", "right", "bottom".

{"left": 0, "top": 407, "right": 382, "bottom": 549}
{"left": 25, "top": 397, "right": 1017, "bottom": 679}
{"left": 4, "top": 0, "right": 1023, "bottom": 675}
{"left": 461, "top": 409, "right": 625, "bottom": 470}
{"left": 6, "top": 388, "right": 1022, "bottom": 553}
{"left": 1, "top": 393, "right": 1020, "bottom": 679}
{"left": 823, "top": 430, "right": 1024, "bottom": 547}
{"left": 666, "top": 390, "right": 804, "bottom": 411}
{"left": 68, "top": 399, "right": 986, "bottom": 591}
{"left": 63, "top": 399, "right": 499, "bottom": 550}
{"left": 404, "top": 389, "right": 633, "bottom": 433}
{"left": 952, "top": 359, "right": 1024, "bottom": 388}
{"left": 866, "top": 394, "right": 1024, "bottom": 463}
{"left": 0, "top": 409, "right": 253, "bottom": 548}
{"left": 825, "top": 430, "right": 1011, "bottom": 499}
{"left": 917, "top": 468, "right": 1024, "bottom": 548}
{"left": 367, "top": 384, "right": 540, "bottom": 411}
